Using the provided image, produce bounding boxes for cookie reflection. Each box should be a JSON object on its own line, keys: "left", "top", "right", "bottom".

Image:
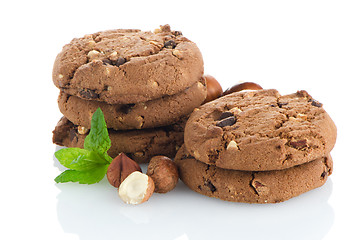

{"left": 56, "top": 176, "right": 333, "bottom": 240}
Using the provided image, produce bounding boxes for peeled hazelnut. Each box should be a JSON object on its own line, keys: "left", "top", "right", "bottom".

{"left": 203, "top": 75, "right": 223, "bottom": 103}
{"left": 118, "top": 171, "right": 155, "bottom": 205}
{"left": 146, "top": 156, "right": 179, "bottom": 193}
{"left": 106, "top": 153, "right": 142, "bottom": 188}
{"left": 223, "top": 82, "right": 263, "bottom": 96}
{"left": 77, "top": 126, "right": 89, "bottom": 135}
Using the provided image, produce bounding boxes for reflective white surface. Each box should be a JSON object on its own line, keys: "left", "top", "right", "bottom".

{"left": 54, "top": 149, "right": 334, "bottom": 240}
{"left": 56, "top": 181, "right": 335, "bottom": 240}
{"left": 1, "top": 1, "right": 362, "bottom": 239}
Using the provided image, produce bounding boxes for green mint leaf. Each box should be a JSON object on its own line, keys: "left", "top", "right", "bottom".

{"left": 55, "top": 148, "right": 108, "bottom": 171}
{"left": 84, "top": 108, "right": 111, "bottom": 158}
{"left": 54, "top": 165, "right": 108, "bottom": 184}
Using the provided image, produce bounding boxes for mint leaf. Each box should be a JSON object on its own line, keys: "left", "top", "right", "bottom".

{"left": 54, "top": 165, "right": 108, "bottom": 184}
{"left": 84, "top": 108, "right": 111, "bottom": 158}
{"left": 55, "top": 148, "right": 107, "bottom": 171}
{"left": 54, "top": 108, "right": 113, "bottom": 184}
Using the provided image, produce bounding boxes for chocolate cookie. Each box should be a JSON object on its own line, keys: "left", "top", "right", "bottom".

{"left": 53, "top": 25, "right": 204, "bottom": 104}
{"left": 53, "top": 117, "right": 184, "bottom": 163}
{"left": 184, "top": 89, "right": 337, "bottom": 171}
{"left": 175, "top": 145, "right": 333, "bottom": 203}
{"left": 58, "top": 78, "right": 206, "bottom": 130}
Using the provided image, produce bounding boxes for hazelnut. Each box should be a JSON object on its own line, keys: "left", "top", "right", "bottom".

{"left": 223, "top": 82, "right": 263, "bottom": 96}
{"left": 106, "top": 153, "right": 142, "bottom": 188}
{"left": 172, "top": 49, "right": 182, "bottom": 58}
{"left": 87, "top": 50, "right": 101, "bottom": 60}
{"left": 118, "top": 171, "right": 155, "bottom": 205}
{"left": 226, "top": 140, "right": 238, "bottom": 150}
{"left": 146, "top": 156, "right": 179, "bottom": 193}
{"left": 203, "top": 75, "right": 223, "bottom": 103}
{"left": 77, "top": 126, "right": 89, "bottom": 135}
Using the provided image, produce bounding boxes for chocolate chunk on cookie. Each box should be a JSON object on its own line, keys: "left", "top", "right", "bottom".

{"left": 53, "top": 25, "right": 204, "bottom": 104}
{"left": 184, "top": 89, "right": 337, "bottom": 171}
{"left": 175, "top": 145, "right": 333, "bottom": 203}
{"left": 58, "top": 78, "right": 206, "bottom": 130}
{"left": 53, "top": 117, "right": 185, "bottom": 163}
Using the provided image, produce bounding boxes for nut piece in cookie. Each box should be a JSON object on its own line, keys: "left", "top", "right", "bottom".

{"left": 118, "top": 171, "right": 155, "bottom": 205}
{"left": 147, "top": 156, "right": 179, "bottom": 193}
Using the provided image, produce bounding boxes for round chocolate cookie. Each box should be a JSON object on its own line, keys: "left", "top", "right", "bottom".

{"left": 184, "top": 89, "right": 337, "bottom": 171}
{"left": 53, "top": 25, "right": 204, "bottom": 104}
{"left": 53, "top": 117, "right": 184, "bottom": 163}
{"left": 58, "top": 78, "right": 206, "bottom": 130}
{"left": 175, "top": 145, "right": 333, "bottom": 203}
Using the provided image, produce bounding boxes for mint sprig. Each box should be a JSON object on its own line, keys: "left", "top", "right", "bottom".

{"left": 54, "top": 108, "right": 112, "bottom": 184}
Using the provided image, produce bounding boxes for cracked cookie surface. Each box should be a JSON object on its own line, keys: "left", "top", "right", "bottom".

{"left": 175, "top": 145, "right": 333, "bottom": 203}
{"left": 58, "top": 78, "right": 206, "bottom": 130}
{"left": 53, "top": 117, "right": 185, "bottom": 163}
{"left": 52, "top": 25, "right": 204, "bottom": 104}
{"left": 184, "top": 89, "right": 337, "bottom": 171}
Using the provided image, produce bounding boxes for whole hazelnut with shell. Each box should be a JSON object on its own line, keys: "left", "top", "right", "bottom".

{"left": 203, "top": 75, "right": 223, "bottom": 103}
{"left": 223, "top": 82, "right": 262, "bottom": 96}
{"left": 146, "top": 156, "right": 179, "bottom": 193}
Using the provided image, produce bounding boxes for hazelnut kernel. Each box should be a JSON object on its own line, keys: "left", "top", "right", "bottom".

{"left": 118, "top": 171, "right": 154, "bottom": 205}
{"left": 227, "top": 140, "right": 238, "bottom": 150}
{"left": 110, "top": 51, "right": 118, "bottom": 58}
{"left": 77, "top": 126, "right": 89, "bottom": 135}
{"left": 153, "top": 28, "right": 162, "bottom": 34}
{"left": 172, "top": 49, "right": 182, "bottom": 58}
{"left": 87, "top": 50, "right": 101, "bottom": 59}
{"left": 87, "top": 40, "right": 96, "bottom": 47}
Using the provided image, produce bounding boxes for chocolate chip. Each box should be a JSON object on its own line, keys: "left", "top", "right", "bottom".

{"left": 164, "top": 40, "right": 176, "bottom": 49}
{"left": 79, "top": 89, "right": 99, "bottom": 99}
{"left": 181, "top": 154, "right": 191, "bottom": 160}
{"left": 311, "top": 100, "right": 322, "bottom": 108}
{"left": 172, "top": 31, "right": 183, "bottom": 36}
{"left": 204, "top": 180, "right": 217, "bottom": 193}
{"left": 219, "top": 111, "right": 234, "bottom": 120}
{"left": 289, "top": 139, "right": 308, "bottom": 149}
{"left": 117, "top": 104, "right": 135, "bottom": 114}
{"left": 277, "top": 102, "right": 288, "bottom": 108}
{"left": 321, "top": 171, "right": 328, "bottom": 179}
{"left": 102, "top": 59, "right": 112, "bottom": 65}
{"left": 216, "top": 116, "right": 236, "bottom": 127}
{"left": 115, "top": 57, "right": 126, "bottom": 66}
{"left": 69, "top": 128, "right": 78, "bottom": 143}
{"left": 253, "top": 181, "right": 265, "bottom": 188}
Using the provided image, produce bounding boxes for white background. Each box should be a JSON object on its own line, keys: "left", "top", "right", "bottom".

{"left": 1, "top": 0, "right": 361, "bottom": 239}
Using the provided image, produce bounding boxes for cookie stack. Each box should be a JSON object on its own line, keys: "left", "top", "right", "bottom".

{"left": 175, "top": 89, "right": 337, "bottom": 203}
{"left": 52, "top": 25, "right": 206, "bottom": 163}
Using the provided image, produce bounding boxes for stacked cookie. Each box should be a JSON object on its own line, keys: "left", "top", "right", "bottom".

{"left": 52, "top": 25, "right": 206, "bottom": 163}
{"left": 175, "top": 89, "right": 337, "bottom": 203}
